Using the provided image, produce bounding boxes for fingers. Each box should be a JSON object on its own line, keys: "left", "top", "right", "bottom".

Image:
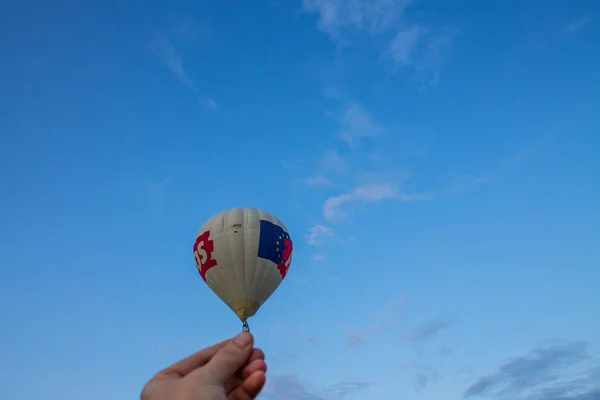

{"left": 241, "top": 371, "right": 266, "bottom": 398}
{"left": 240, "top": 348, "right": 265, "bottom": 377}
{"left": 248, "top": 348, "right": 265, "bottom": 363}
{"left": 194, "top": 332, "right": 254, "bottom": 385}
{"left": 229, "top": 371, "right": 266, "bottom": 400}
{"left": 154, "top": 339, "right": 231, "bottom": 378}
{"left": 224, "top": 352, "right": 267, "bottom": 395}
{"left": 240, "top": 359, "right": 267, "bottom": 380}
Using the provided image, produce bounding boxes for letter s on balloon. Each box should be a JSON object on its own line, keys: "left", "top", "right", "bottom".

{"left": 193, "top": 230, "right": 218, "bottom": 281}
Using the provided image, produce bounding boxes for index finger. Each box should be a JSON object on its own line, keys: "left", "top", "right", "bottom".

{"left": 155, "top": 338, "right": 231, "bottom": 379}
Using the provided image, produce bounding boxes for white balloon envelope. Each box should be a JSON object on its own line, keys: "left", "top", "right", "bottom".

{"left": 193, "top": 207, "right": 293, "bottom": 330}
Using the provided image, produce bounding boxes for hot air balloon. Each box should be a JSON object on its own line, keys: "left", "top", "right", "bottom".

{"left": 192, "top": 207, "right": 293, "bottom": 332}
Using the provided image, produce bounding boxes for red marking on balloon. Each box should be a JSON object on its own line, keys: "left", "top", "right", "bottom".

{"left": 193, "top": 230, "right": 218, "bottom": 281}
{"left": 277, "top": 237, "right": 293, "bottom": 279}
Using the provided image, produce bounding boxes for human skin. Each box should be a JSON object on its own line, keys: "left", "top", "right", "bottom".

{"left": 141, "top": 332, "right": 267, "bottom": 400}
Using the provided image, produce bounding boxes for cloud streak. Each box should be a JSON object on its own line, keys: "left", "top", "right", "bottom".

{"left": 463, "top": 341, "right": 600, "bottom": 400}
{"left": 301, "top": 0, "right": 408, "bottom": 41}
{"left": 345, "top": 330, "right": 369, "bottom": 349}
{"left": 305, "top": 224, "right": 336, "bottom": 245}
{"left": 388, "top": 25, "right": 425, "bottom": 66}
{"left": 152, "top": 32, "right": 195, "bottom": 90}
{"left": 399, "top": 362, "right": 441, "bottom": 393}
{"left": 311, "top": 254, "right": 325, "bottom": 262}
{"left": 338, "top": 102, "right": 383, "bottom": 146}
{"left": 407, "top": 318, "right": 450, "bottom": 342}
{"left": 264, "top": 375, "right": 374, "bottom": 400}
{"left": 563, "top": 16, "right": 593, "bottom": 33}
{"left": 300, "top": 334, "right": 318, "bottom": 343}
{"left": 323, "top": 183, "right": 429, "bottom": 221}
{"left": 413, "top": 366, "right": 440, "bottom": 392}
{"left": 150, "top": 31, "right": 217, "bottom": 109}
{"left": 302, "top": 0, "right": 458, "bottom": 84}
{"left": 306, "top": 174, "right": 332, "bottom": 186}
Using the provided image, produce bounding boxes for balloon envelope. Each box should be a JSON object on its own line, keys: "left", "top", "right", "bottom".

{"left": 193, "top": 207, "right": 293, "bottom": 321}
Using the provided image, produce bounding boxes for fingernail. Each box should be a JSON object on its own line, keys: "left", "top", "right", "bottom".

{"left": 233, "top": 332, "right": 252, "bottom": 346}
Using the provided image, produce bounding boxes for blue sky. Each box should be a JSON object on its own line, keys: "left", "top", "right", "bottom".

{"left": 1, "top": 0, "right": 599, "bottom": 399}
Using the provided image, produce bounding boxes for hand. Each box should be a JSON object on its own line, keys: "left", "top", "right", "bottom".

{"left": 141, "top": 332, "right": 267, "bottom": 400}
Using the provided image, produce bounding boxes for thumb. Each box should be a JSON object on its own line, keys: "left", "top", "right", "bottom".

{"left": 199, "top": 332, "right": 254, "bottom": 384}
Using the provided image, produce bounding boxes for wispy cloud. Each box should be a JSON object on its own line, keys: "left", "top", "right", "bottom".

{"left": 388, "top": 25, "right": 425, "bottom": 66}
{"left": 306, "top": 174, "right": 332, "bottom": 186}
{"left": 305, "top": 224, "right": 336, "bottom": 245}
{"left": 301, "top": 0, "right": 409, "bottom": 42}
{"left": 311, "top": 253, "right": 325, "bottom": 262}
{"left": 398, "top": 362, "right": 441, "bottom": 393}
{"left": 338, "top": 102, "right": 383, "bottom": 146}
{"left": 300, "top": 334, "right": 318, "bottom": 343}
{"left": 345, "top": 330, "right": 369, "bottom": 349}
{"left": 407, "top": 318, "right": 450, "bottom": 342}
{"left": 150, "top": 31, "right": 217, "bottom": 109}
{"left": 202, "top": 97, "right": 218, "bottom": 109}
{"left": 304, "top": 150, "right": 348, "bottom": 188}
{"left": 441, "top": 147, "right": 528, "bottom": 197}
{"left": 264, "top": 375, "right": 374, "bottom": 400}
{"left": 321, "top": 149, "right": 349, "bottom": 172}
{"left": 387, "top": 296, "right": 406, "bottom": 316}
{"left": 388, "top": 24, "right": 461, "bottom": 87}
{"left": 414, "top": 366, "right": 440, "bottom": 392}
{"left": 152, "top": 32, "right": 195, "bottom": 89}
{"left": 281, "top": 160, "right": 309, "bottom": 171}
{"left": 413, "top": 370, "right": 438, "bottom": 391}
{"left": 302, "top": 0, "right": 458, "bottom": 85}
{"left": 323, "top": 182, "right": 429, "bottom": 221}
{"left": 463, "top": 341, "right": 600, "bottom": 400}
{"left": 341, "top": 296, "right": 406, "bottom": 347}
{"left": 318, "top": 381, "right": 375, "bottom": 399}
{"left": 368, "top": 297, "right": 405, "bottom": 332}
{"left": 446, "top": 173, "right": 489, "bottom": 194}
{"left": 416, "top": 27, "right": 459, "bottom": 86}
{"left": 563, "top": 16, "right": 593, "bottom": 33}
{"left": 304, "top": 102, "right": 426, "bottom": 220}
{"left": 438, "top": 344, "right": 453, "bottom": 357}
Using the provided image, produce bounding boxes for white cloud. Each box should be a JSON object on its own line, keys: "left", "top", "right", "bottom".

{"left": 346, "top": 330, "right": 369, "bottom": 349}
{"left": 323, "top": 183, "right": 428, "bottom": 221}
{"left": 302, "top": 0, "right": 412, "bottom": 41}
{"left": 420, "top": 28, "right": 458, "bottom": 82}
{"left": 303, "top": 0, "right": 458, "bottom": 86}
{"left": 321, "top": 149, "right": 348, "bottom": 173}
{"left": 446, "top": 173, "right": 488, "bottom": 194}
{"left": 305, "top": 224, "right": 336, "bottom": 245}
{"left": 202, "top": 97, "right": 218, "bottom": 109}
{"left": 312, "top": 254, "right": 325, "bottom": 262}
{"left": 352, "top": 182, "right": 396, "bottom": 199}
{"left": 264, "top": 375, "right": 374, "bottom": 400}
{"left": 300, "top": 334, "right": 318, "bottom": 343}
{"left": 306, "top": 174, "right": 331, "bottom": 186}
{"left": 387, "top": 25, "right": 458, "bottom": 86}
{"left": 563, "top": 16, "right": 592, "bottom": 33}
{"left": 338, "top": 102, "right": 383, "bottom": 146}
{"left": 388, "top": 25, "right": 424, "bottom": 66}
{"left": 150, "top": 31, "right": 217, "bottom": 109}
{"left": 152, "top": 32, "right": 196, "bottom": 90}
{"left": 304, "top": 150, "right": 347, "bottom": 187}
